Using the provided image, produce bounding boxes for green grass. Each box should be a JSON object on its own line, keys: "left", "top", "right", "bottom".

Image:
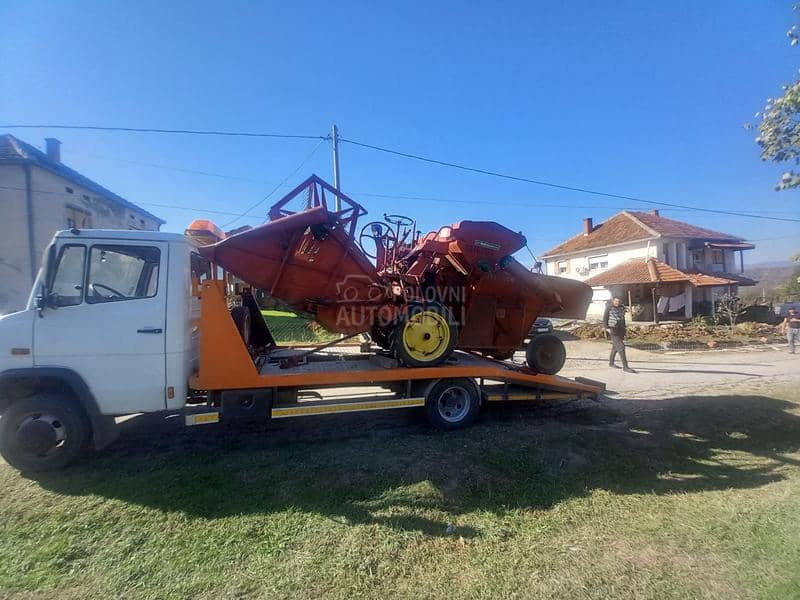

{"left": 261, "top": 309, "right": 300, "bottom": 318}
{"left": 2, "top": 388, "right": 800, "bottom": 599}
{"left": 260, "top": 310, "right": 338, "bottom": 344}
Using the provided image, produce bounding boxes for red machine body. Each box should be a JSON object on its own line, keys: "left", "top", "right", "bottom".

{"left": 193, "top": 175, "right": 592, "bottom": 365}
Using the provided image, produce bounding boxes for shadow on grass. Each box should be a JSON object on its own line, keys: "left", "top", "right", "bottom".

{"left": 32, "top": 393, "right": 800, "bottom": 537}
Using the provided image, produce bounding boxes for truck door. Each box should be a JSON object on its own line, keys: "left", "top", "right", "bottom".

{"left": 34, "top": 240, "right": 169, "bottom": 414}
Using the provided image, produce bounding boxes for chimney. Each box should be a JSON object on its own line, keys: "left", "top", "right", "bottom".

{"left": 45, "top": 138, "right": 61, "bottom": 163}
{"left": 651, "top": 209, "right": 659, "bottom": 217}
{"left": 583, "top": 217, "right": 593, "bottom": 236}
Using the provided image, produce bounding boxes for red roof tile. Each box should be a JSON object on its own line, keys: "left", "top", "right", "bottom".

{"left": 584, "top": 259, "right": 758, "bottom": 288}
{"left": 627, "top": 211, "right": 742, "bottom": 240}
{"left": 540, "top": 213, "right": 654, "bottom": 258}
{"left": 541, "top": 210, "right": 744, "bottom": 258}
{"left": 584, "top": 258, "right": 690, "bottom": 286}
{"left": 686, "top": 271, "right": 757, "bottom": 287}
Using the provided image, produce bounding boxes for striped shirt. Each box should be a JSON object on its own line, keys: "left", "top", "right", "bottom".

{"left": 604, "top": 304, "right": 627, "bottom": 334}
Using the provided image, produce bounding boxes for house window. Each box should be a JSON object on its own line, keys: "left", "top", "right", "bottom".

{"left": 558, "top": 261, "right": 568, "bottom": 274}
{"left": 691, "top": 250, "right": 703, "bottom": 264}
{"left": 711, "top": 249, "right": 724, "bottom": 272}
{"left": 588, "top": 255, "right": 609, "bottom": 271}
{"left": 65, "top": 205, "right": 92, "bottom": 229}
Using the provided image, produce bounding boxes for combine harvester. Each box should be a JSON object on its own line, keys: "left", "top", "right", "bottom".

{"left": 198, "top": 174, "right": 592, "bottom": 372}
{"left": 0, "top": 175, "right": 602, "bottom": 472}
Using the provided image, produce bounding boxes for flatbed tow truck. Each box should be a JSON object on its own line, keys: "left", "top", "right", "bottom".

{"left": 0, "top": 228, "right": 603, "bottom": 472}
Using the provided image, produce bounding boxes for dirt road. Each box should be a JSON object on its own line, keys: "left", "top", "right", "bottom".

{"left": 555, "top": 340, "right": 798, "bottom": 400}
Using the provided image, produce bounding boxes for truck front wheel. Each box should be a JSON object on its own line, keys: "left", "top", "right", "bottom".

{"left": 0, "top": 394, "right": 90, "bottom": 472}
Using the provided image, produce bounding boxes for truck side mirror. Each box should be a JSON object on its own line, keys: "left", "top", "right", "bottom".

{"left": 35, "top": 284, "right": 48, "bottom": 317}
{"left": 35, "top": 283, "right": 63, "bottom": 316}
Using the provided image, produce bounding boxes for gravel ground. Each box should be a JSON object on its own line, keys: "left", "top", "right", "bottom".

{"left": 552, "top": 339, "right": 798, "bottom": 400}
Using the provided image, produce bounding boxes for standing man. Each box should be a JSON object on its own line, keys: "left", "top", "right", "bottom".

{"left": 603, "top": 297, "right": 636, "bottom": 373}
{"left": 782, "top": 306, "right": 800, "bottom": 354}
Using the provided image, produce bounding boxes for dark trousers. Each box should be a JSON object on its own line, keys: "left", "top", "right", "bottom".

{"left": 609, "top": 333, "right": 628, "bottom": 367}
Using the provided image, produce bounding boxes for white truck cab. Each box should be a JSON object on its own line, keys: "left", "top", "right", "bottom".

{"left": 0, "top": 229, "right": 203, "bottom": 471}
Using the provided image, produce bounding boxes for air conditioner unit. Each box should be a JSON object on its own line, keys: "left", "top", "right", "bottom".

{"left": 575, "top": 266, "right": 589, "bottom": 275}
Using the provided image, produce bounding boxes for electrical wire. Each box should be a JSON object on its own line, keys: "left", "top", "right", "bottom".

{"left": 2, "top": 184, "right": 799, "bottom": 241}
{"left": 5, "top": 122, "right": 800, "bottom": 223}
{"left": 68, "top": 150, "right": 273, "bottom": 184}
{"left": 219, "top": 138, "right": 327, "bottom": 228}
{"left": 339, "top": 137, "right": 800, "bottom": 224}
{"left": 1, "top": 124, "right": 327, "bottom": 141}
{"left": 48, "top": 150, "right": 800, "bottom": 217}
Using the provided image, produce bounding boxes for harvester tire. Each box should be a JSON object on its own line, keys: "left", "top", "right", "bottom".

{"left": 394, "top": 302, "right": 457, "bottom": 367}
{"left": 525, "top": 334, "right": 566, "bottom": 375}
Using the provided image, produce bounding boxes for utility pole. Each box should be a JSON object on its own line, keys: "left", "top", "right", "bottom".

{"left": 331, "top": 124, "right": 341, "bottom": 211}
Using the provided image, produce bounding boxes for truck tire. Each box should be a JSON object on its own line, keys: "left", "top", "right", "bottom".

{"left": 394, "top": 302, "right": 458, "bottom": 367}
{"left": 424, "top": 378, "right": 480, "bottom": 430}
{"left": 0, "top": 394, "right": 90, "bottom": 472}
{"left": 525, "top": 333, "right": 566, "bottom": 375}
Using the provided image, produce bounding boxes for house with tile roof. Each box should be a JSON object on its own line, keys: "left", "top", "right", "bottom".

{"left": 0, "top": 134, "right": 165, "bottom": 314}
{"left": 540, "top": 210, "right": 756, "bottom": 321}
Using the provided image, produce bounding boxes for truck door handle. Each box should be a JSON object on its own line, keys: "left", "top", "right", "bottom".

{"left": 137, "top": 327, "right": 163, "bottom": 334}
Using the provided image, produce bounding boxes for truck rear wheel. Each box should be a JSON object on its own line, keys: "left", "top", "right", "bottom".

{"left": 0, "top": 394, "right": 90, "bottom": 472}
{"left": 525, "top": 333, "right": 566, "bottom": 375}
{"left": 424, "top": 378, "right": 480, "bottom": 430}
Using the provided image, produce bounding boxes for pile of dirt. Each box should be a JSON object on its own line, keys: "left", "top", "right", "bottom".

{"left": 565, "top": 321, "right": 784, "bottom": 346}
{"left": 569, "top": 323, "right": 608, "bottom": 339}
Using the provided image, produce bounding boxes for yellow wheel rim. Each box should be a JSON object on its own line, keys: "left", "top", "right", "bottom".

{"left": 401, "top": 310, "right": 451, "bottom": 362}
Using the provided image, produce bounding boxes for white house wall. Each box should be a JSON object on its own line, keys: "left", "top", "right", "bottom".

{"left": 544, "top": 239, "right": 660, "bottom": 281}
{"left": 0, "top": 165, "right": 32, "bottom": 314}
{"left": 0, "top": 165, "right": 161, "bottom": 314}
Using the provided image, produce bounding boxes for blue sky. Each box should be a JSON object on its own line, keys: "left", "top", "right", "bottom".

{"left": 1, "top": 0, "right": 798, "bottom": 263}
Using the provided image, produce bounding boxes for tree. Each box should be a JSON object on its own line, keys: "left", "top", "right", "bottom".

{"left": 752, "top": 10, "right": 800, "bottom": 189}
{"left": 715, "top": 293, "right": 745, "bottom": 331}
{"left": 779, "top": 254, "right": 800, "bottom": 300}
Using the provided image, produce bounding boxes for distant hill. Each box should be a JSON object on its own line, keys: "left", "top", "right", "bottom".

{"left": 741, "top": 260, "right": 798, "bottom": 301}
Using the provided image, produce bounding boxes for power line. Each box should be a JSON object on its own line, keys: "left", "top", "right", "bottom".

{"left": 0, "top": 185, "right": 270, "bottom": 220}
{"left": 51, "top": 149, "right": 800, "bottom": 217}
{"left": 745, "top": 233, "right": 800, "bottom": 242}
{"left": 220, "top": 138, "right": 327, "bottom": 228}
{"left": 1, "top": 124, "right": 327, "bottom": 141}
{"left": 43, "top": 149, "right": 800, "bottom": 217}
{"left": 353, "top": 190, "right": 800, "bottom": 216}
{"left": 6, "top": 122, "right": 800, "bottom": 223}
{"left": 3, "top": 183, "right": 799, "bottom": 243}
{"left": 68, "top": 150, "right": 273, "bottom": 184}
{"left": 6, "top": 183, "right": 800, "bottom": 233}
{"left": 339, "top": 137, "right": 800, "bottom": 224}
